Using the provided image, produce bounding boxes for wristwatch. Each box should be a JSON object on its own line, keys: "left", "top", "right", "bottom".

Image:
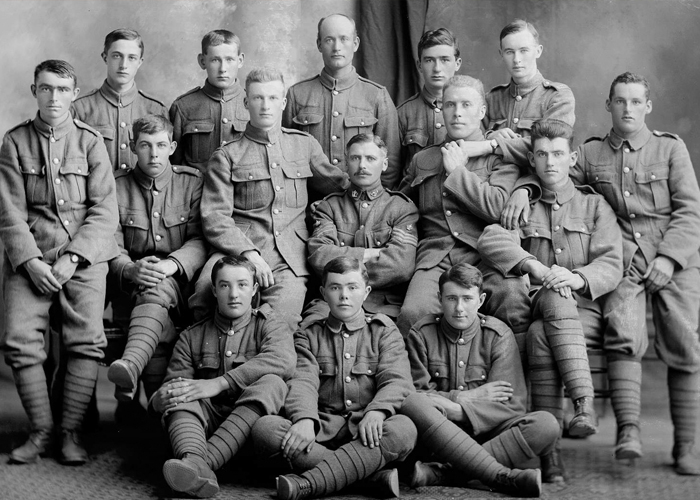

{"left": 490, "top": 139, "right": 499, "bottom": 154}
{"left": 69, "top": 253, "right": 80, "bottom": 264}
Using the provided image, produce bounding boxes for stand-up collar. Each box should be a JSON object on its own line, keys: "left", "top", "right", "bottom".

{"left": 608, "top": 125, "right": 652, "bottom": 151}
{"left": 33, "top": 112, "right": 73, "bottom": 140}
{"left": 319, "top": 66, "right": 359, "bottom": 92}
{"left": 420, "top": 86, "right": 442, "bottom": 109}
{"left": 439, "top": 315, "right": 480, "bottom": 344}
{"left": 214, "top": 307, "right": 252, "bottom": 334}
{"left": 201, "top": 79, "right": 244, "bottom": 102}
{"left": 244, "top": 122, "right": 281, "bottom": 145}
{"left": 446, "top": 128, "right": 484, "bottom": 143}
{"left": 509, "top": 71, "right": 544, "bottom": 98}
{"left": 540, "top": 179, "right": 577, "bottom": 205}
{"left": 326, "top": 309, "right": 367, "bottom": 334}
{"left": 132, "top": 162, "right": 174, "bottom": 191}
{"left": 99, "top": 80, "right": 138, "bottom": 107}
{"left": 350, "top": 184, "right": 384, "bottom": 200}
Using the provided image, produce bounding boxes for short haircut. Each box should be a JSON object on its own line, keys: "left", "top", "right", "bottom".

{"left": 34, "top": 60, "right": 78, "bottom": 87}
{"left": 608, "top": 71, "right": 651, "bottom": 101}
{"left": 132, "top": 115, "right": 174, "bottom": 144}
{"left": 103, "top": 28, "right": 144, "bottom": 57}
{"left": 317, "top": 13, "right": 357, "bottom": 42}
{"left": 321, "top": 256, "right": 369, "bottom": 286}
{"left": 530, "top": 119, "right": 575, "bottom": 151}
{"left": 201, "top": 29, "right": 241, "bottom": 55}
{"left": 245, "top": 67, "right": 284, "bottom": 92}
{"left": 499, "top": 19, "right": 539, "bottom": 46}
{"left": 439, "top": 263, "right": 483, "bottom": 293}
{"left": 418, "top": 27, "right": 460, "bottom": 59}
{"left": 211, "top": 255, "right": 257, "bottom": 285}
{"left": 443, "top": 75, "right": 485, "bottom": 106}
{"left": 346, "top": 133, "right": 387, "bottom": 157}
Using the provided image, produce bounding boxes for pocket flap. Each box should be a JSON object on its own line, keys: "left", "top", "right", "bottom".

{"left": 515, "top": 119, "right": 534, "bottom": 131}
{"left": 428, "top": 360, "right": 449, "bottom": 379}
{"left": 183, "top": 121, "right": 215, "bottom": 135}
{"left": 162, "top": 208, "right": 189, "bottom": 228}
{"left": 20, "top": 163, "right": 45, "bottom": 175}
{"left": 120, "top": 211, "right": 150, "bottom": 230}
{"left": 60, "top": 162, "right": 89, "bottom": 176}
{"left": 95, "top": 126, "right": 115, "bottom": 141}
{"left": 464, "top": 365, "right": 488, "bottom": 383}
{"left": 587, "top": 170, "right": 614, "bottom": 184}
{"left": 281, "top": 163, "right": 313, "bottom": 180}
{"left": 403, "top": 131, "right": 428, "bottom": 147}
{"left": 351, "top": 361, "right": 378, "bottom": 376}
{"left": 231, "top": 167, "right": 271, "bottom": 182}
{"left": 345, "top": 116, "right": 378, "bottom": 128}
{"left": 293, "top": 113, "right": 324, "bottom": 126}
{"left": 318, "top": 362, "right": 337, "bottom": 376}
{"left": 635, "top": 169, "right": 669, "bottom": 183}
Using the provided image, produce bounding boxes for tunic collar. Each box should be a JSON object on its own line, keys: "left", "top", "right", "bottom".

{"left": 244, "top": 122, "right": 281, "bottom": 145}
{"left": 439, "top": 314, "right": 480, "bottom": 344}
{"left": 319, "top": 66, "right": 359, "bottom": 92}
{"left": 132, "top": 162, "right": 174, "bottom": 191}
{"left": 33, "top": 112, "right": 73, "bottom": 141}
{"left": 202, "top": 79, "right": 244, "bottom": 102}
{"left": 99, "top": 79, "right": 138, "bottom": 107}
{"left": 608, "top": 125, "right": 652, "bottom": 151}
{"left": 214, "top": 307, "right": 252, "bottom": 335}
{"left": 350, "top": 184, "right": 384, "bottom": 200}
{"left": 326, "top": 309, "right": 367, "bottom": 335}
{"left": 420, "top": 86, "right": 442, "bottom": 109}
{"left": 540, "top": 179, "right": 577, "bottom": 205}
{"left": 446, "top": 128, "right": 484, "bottom": 143}
{"left": 509, "top": 71, "right": 544, "bottom": 98}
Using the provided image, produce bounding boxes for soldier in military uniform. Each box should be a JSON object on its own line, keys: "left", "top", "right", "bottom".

{"left": 397, "top": 28, "right": 461, "bottom": 172}
{"left": 251, "top": 257, "right": 417, "bottom": 500}
{"left": 170, "top": 30, "right": 249, "bottom": 172}
{"left": 498, "top": 73, "right": 700, "bottom": 475}
{"left": 478, "top": 120, "right": 623, "bottom": 482}
{"left": 283, "top": 14, "right": 401, "bottom": 189}
{"left": 0, "top": 60, "right": 118, "bottom": 465}
{"left": 396, "top": 75, "right": 531, "bottom": 347}
{"left": 72, "top": 28, "right": 168, "bottom": 173}
{"left": 106, "top": 115, "right": 207, "bottom": 402}
{"left": 401, "top": 263, "right": 554, "bottom": 496}
{"left": 151, "top": 256, "right": 295, "bottom": 498}
{"left": 307, "top": 133, "right": 419, "bottom": 319}
{"left": 190, "top": 67, "right": 348, "bottom": 330}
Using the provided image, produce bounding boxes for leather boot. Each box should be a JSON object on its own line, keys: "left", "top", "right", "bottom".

{"left": 615, "top": 424, "right": 643, "bottom": 459}
{"left": 491, "top": 468, "right": 542, "bottom": 498}
{"left": 410, "top": 461, "right": 451, "bottom": 487}
{"left": 362, "top": 468, "right": 400, "bottom": 497}
{"left": 673, "top": 442, "right": 700, "bottom": 475}
{"left": 277, "top": 474, "right": 313, "bottom": 500}
{"left": 540, "top": 446, "right": 566, "bottom": 483}
{"left": 60, "top": 429, "right": 88, "bottom": 465}
{"left": 163, "top": 453, "right": 220, "bottom": 498}
{"left": 568, "top": 396, "right": 598, "bottom": 438}
{"left": 107, "top": 359, "right": 139, "bottom": 401}
{"left": 9, "top": 429, "right": 52, "bottom": 464}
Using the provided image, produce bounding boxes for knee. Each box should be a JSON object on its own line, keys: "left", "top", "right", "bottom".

{"left": 251, "top": 415, "right": 289, "bottom": 457}
{"left": 381, "top": 414, "right": 418, "bottom": 461}
{"left": 400, "top": 393, "right": 443, "bottom": 431}
{"left": 522, "top": 411, "right": 560, "bottom": 453}
{"left": 240, "top": 374, "right": 288, "bottom": 414}
{"left": 538, "top": 289, "right": 578, "bottom": 317}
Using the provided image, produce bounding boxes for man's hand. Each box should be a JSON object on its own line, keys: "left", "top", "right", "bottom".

{"left": 151, "top": 377, "right": 186, "bottom": 413}
{"left": 542, "top": 264, "right": 585, "bottom": 296}
{"left": 124, "top": 255, "right": 166, "bottom": 287}
{"left": 489, "top": 128, "right": 521, "bottom": 140}
{"left": 500, "top": 189, "right": 530, "bottom": 229}
{"left": 282, "top": 419, "right": 316, "bottom": 460}
{"left": 363, "top": 248, "right": 381, "bottom": 263}
{"left": 643, "top": 256, "right": 675, "bottom": 294}
{"left": 309, "top": 200, "right": 322, "bottom": 214}
{"left": 242, "top": 250, "right": 274, "bottom": 288}
{"left": 152, "top": 258, "right": 179, "bottom": 278}
{"left": 457, "top": 381, "right": 513, "bottom": 403}
{"left": 521, "top": 259, "right": 550, "bottom": 283}
{"left": 455, "top": 139, "right": 492, "bottom": 158}
{"left": 358, "top": 410, "right": 386, "bottom": 448}
{"left": 24, "top": 258, "right": 62, "bottom": 294}
{"left": 51, "top": 253, "right": 79, "bottom": 286}
{"left": 163, "top": 377, "right": 227, "bottom": 404}
{"left": 441, "top": 141, "right": 469, "bottom": 175}
{"left": 426, "top": 393, "right": 465, "bottom": 423}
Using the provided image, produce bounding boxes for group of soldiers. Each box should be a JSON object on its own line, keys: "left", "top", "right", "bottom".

{"left": 1, "top": 11, "right": 699, "bottom": 500}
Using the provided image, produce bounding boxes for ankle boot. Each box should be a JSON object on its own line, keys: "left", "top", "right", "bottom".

{"left": 541, "top": 447, "right": 566, "bottom": 483}
{"left": 568, "top": 396, "right": 598, "bottom": 437}
{"left": 9, "top": 429, "right": 53, "bottom": 464}
{"left": 490, "top": 468, "right": 542, "bottom": 498}
{"left": 363, "top": 468, "right": 400, "bottom": 497}
{"left": 107, "top": 358, "right": 139, "bottom": 400}
{"left": 410, "top": 461, "right": 451, "bottom": 487}
{"left": 277, "top": 474, "right": 313, "bottom": 500}
{"left": 673, "top": 442, "right": 700, "bottom": 475}
{"left": 60, "top": 429, "right": 88, "bottom": 465}
{"left": 615, "top": 424, "right": 642, "bottom": 459}
{"left": 163, "top": 453, "right": 219, "bottom": 498}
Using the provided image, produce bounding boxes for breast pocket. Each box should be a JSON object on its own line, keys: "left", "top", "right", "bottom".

{"left": 520, "top": 222, "right": 551, "bottom": 259}
{"left": 367, "top": 224, "right": 391, "bottom": 248}
{"left": 119, "top": 210, "right": 150, "bottom": 250}
{"left": 230, "top": 167, "right": 272, "bottom": 210}
{"left": 402, "top": 130, "right": 428, "bottom": 148}
{"left": 351, "top": 360, "right": 379, "bottom": 407}
{"left": 411, "top": 171, "right": 441, "bottom": 212}
{"left": 162, "top": 206, "right": 190, "bottom": 250}
{"left": 636, "top": 164, "right": 671, "bottom": 213}
{"left": 95, "top": 126, "right": 115, "bottom": 145}
{"left": 183, "top": 121, "right": 215, "bottom": 164}
{"left": 586, "top": 166, "right": 618, "bottom": 207}
{"left": 563, "top": 219, "right": 594, "bottom": 264}
{"left": 281, "top": 162, "right": 313, "bottom": 208}
{"left": 59, "top": 161, "right": 89, "bottom": 202}
{"left": 345, "top": 115, "right": 378, "bottom": 138}
{"left": 317, "top": 361, "right": 338, "bottom": 407}
{"left": 292, "top": 111, "right": 324, "bottom": 135}
{"left": 515, "top": 119, "right": 534, "bottom": 137}
{"left": 464, "top": 365, "right": 488, "bottom": 389}
{"left": 20, "top": 161, "right": 47, "bottom": 205}
{"left": 427, "top": 360, "right": 450, "bottom": 389}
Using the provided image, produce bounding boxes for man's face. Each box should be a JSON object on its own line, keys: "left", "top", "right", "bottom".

{"left": 606, "top": 83, "right": 652, "bottom": 137}
{"left": 131, "top": 131, "right": 176, "bottom": 178}
{"left": 32, "top": 71, "right": 79, "bottom": 125}
{"left": 212, "top": 265, "right": 258, "bottom": 320}
{"left": 317, "top": 15, "right": 359, "bottom": 72}
{"left": 102, "top": 39, "right": 143, "bottom": 88}
{"left": 244, "top": 80, "right": 286, "bottom": 130}
{"left": 418, "top": 45, "right": 461, "bottom": 95}
{"left": 198, "top": 43, "right": 244, "bottom": 90}
{"left": 321, "top": 270, "right": 370, "bottom": 322}
{"left": 439, "top": 282, "right": 485, "bottom": 331}
{"left": 346, "top": 141, "right": 387, "bottom": 189}
{"left": 499, "top": 29, "right": 542, "bottom": 82}
{"left": 528, "top": 137, "right": 577, "bottom": 191}
{"left": 442, "top": 85, "right": 486, "bottom": 139}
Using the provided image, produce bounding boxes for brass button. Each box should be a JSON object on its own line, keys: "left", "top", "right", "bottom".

{"left": 54, "top": 178, "right": 61, "bottom": 184}
{"left": 344, "top": 353, "right": 351, "bottom": 359}
{"left": 445, "top": 210, "right": 452, "bottom": 216}
{"left": 340, "top": 242, "right": 345, "bottom": 246}
{"left": 222, "top": 118, "right": 229, "bottom": 124}
{"left": 153, "top": 190, "right": 159, "bottom": 196}
{"left": 120, "top": 122, "right": 126, "bottom": 128}
{"left": 275, "top": 231, "right": 280, "bottom": 236}
{"left": 273, "top": 209, "right": 280, "bottom": 214}
{"left": 624, "top": 147, "right": 630, "bottom": 153}
{"left": 248, "top": 174, "right": 254, "bottom": 180}
{"left": 120, "top": 164, "right": 127, "bottom": 169}
{"left": 553, "top": 203, "right": 560, "bottom": 210}
{"left": 362, "top": 202, "right": 369, "bottom": 208}
{"left": 271, "top": 163, "right": 277, "bottom": 169}
{"left": 452, "top": 231, "right": 459, "bottom": 237}
{"left": 30, "top": 168, "right": 36, "bottom": 173}
{"left": 345, "top": 399, "right": 352, "bottom": 406}
{"left": 333, "top": 90, "right": 339, "bottom": 96}
{"left": 635, "top": 232, "right": 642, "bottom": 238}
{"left": 630, "top": 213, "right": 636, "bottom": 219}
{"left": 221, "top": 141, "right": 227, "bottom": 146}
{"left": 332, "top": 158, "right": 339, "bottom": 164}
{"left": 458, "top": 360, "right": 465, "bottom": 367}
{"left": 623, "top": 167, "right": 630, "bottom": 173}
{"left": 343, "top": 332, "right": 349, "bottom": 338}
{"left": 227, "top": 329, "right": 235, "bottom": 336}
{"left": 458, "top": 338, "right": 465, "bottom": 345}
{"left": 435, "top": 371, "right": 440, "bottom": 377}
{"left": 515, "top": 95, "right": 522, "bottom": 101}
{"left": 63, "top": 220, "right": 70, "bottom": 226}
{"left": 458, "top": 385, "right": 464, "bottom": 390}
{"left": 155, "top": 235, "right": 162, "bottom": 241}
{"left": 554, "top": 225, "right": 560, "bottom": 231}
{"left": 153, "top": 212, "right": 160, "bottom": 218}
{"left": 435, "top": 123, "right": 442, "bottom": 129}
{"left": 555, "top": 248, "right": 562, "bottom": 254}
{"left": 513, "top": 117, "right": 520, "bottom": 123}
{"left": 120, "top": 143, "right": 127, "bottom": 150}
{"left": 225, "top": 350, "right": 233, "bottom": 357}
{"left": 624, "top": 191, "right": 631, "bottom": 197}
{"left": 333, "top": 111, "right": 339, "bottom": 117}
{"left": 128, "top": 220, "right": 133, "bottom": 225}
{"left": 651, "top": 174, "right": 656, "bottom": 180}
{"left": 442, "top": 192, "right": 448, "bottom": 197}
{"left": 331, "top": 135, "right": 338, "bottom": 141}
{"left": 345, "top": 376, "right": 351, "bottom": 383}
{"left": 53, "top": 158, "right": 60, "bottom": 164}
{"left": 434, "top": 107, "right": 441, "bottom": 113}
{"left": 50, "top": 137, "right": 56, "bottom": 143}
{"left": 275, "top": 185, "right": 281, "bottom": 191}
{"left": 58, "top": 199, "right": 65, "bottom": 206}
{"left": 180, "top": 216, "right": 185, "bottom": 222}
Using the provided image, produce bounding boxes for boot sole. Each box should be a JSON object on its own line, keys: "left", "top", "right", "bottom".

{"left": 277, "top": 475, "right": 296, "bottom": 500}
{"left": 614, "top": 445, "right": 643, "bottom": 460}
{"left": 163, "top": 459, "right": 219, "bottom": 498}
{"left": 108, "top": 361, "right": 137, "bottom": 391}
{"left": 384, "top": 469, "right": 400, "bottom": 497}
{"left": 568, "top": 421, "right": 598, "bottom": 438}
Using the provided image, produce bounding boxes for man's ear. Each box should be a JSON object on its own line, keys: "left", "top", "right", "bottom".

{"left": 31, "top": 84, "right": 37, "bottom": 98}
{"left": 478, "top": 292, "right": 486, "bottom": 309}
{"left": 527, "top": 150, "right": 536, "bottom": 169}
{"left": 130, "top": 141, "right": 137, "bottom": 154}
{"left": 169, "top": 141, "right": 177, "bottom": 155}
{"left": 197, "top": 53, "right": 206, "bottom": 70}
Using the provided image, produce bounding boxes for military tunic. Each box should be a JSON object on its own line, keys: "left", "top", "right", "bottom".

{"left": 397, "top": 86, "right": 447, "bottom": 173}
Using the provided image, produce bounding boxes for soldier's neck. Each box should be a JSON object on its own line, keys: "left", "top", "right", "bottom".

{"left": 39, "top": 111, "right": 71, "bottom": 129}
{"left": 106, "top": 77, "right": 135, "bottom": 95}
{"left": 511, "top": 67, "right": 538, "bottom": 87}
{"left": 324, "top": 64, "right": 354, "bottom": 80}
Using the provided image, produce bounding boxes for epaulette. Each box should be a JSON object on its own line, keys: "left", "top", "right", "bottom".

{"left": 6, "top": 119, "right": 32, "bottom": 134}
{"left": 385, "top": 189, "right": 412, "bottom": 203}
{"left": 224, "top": 131, "right": 246, "bottom": 144}
{"left": 182, "top": 316, "right": 209, "bottom": 333}
{"left": 574, "top": 184, "right": 598, "bottom": 196}
{"left": 396, "top": 92, "right": 421, "bottom": 110}
{"left": 171, "top": 164, "right": 202, "bottom": 177}
{"left": 412, "top": 313, "right": 441, "bottom": 330}
{"left": 479, "top": 313, "right": 511, "bottom": 337}
{"left": 137, "top": 88, "right": 166, "bottom": 107}
{"left": 357, "top": 75, "right": 386, "bottom": 90}
{"left": 541, "top": 79, "right": 567, "bottom": 91}
{"left": 321, "top": 190, "right": 346, "bottom": 201}
{"left": 584, "top": 135, "right": 605, "bottom": 144}
{"left": 253, "top": 302, "right": 273, "bottom": 318}
{"left": 74, "top": 88, "right": 99, "bottom": 101}
{"left": 281, "top": 126, "right": 310, "bottom": 137}
{"left": 73, "top": 118, "right": 101, "bottom": 137}
{"left": 653, "top": 130, "right": 681, "bottom": 140}
{"left": 114, "top": 168, "right": 131, "bottom": 179}
{"left": 173, "top": 86, "right": 202, "bottom": 102}
{"left": 365, "top": 313, "right": 393, "bottom": 327}
{"left": 488, "top": 82, "right": 510, "bottom": 93}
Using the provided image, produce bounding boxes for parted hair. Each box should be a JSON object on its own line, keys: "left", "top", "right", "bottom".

{"left": 530, "top": 119, "right": 575, "bottom": 151}
{"left": 346, "top": 133, "right": 387, "bottom": 157}
{"left": 439, "top": 263, "right": 483, "bottom": 293}
{"left": 245, "top": 67, "right": 284, "bottom": 91}
{"left": 609, "top": 71, "right": 651, "bottom": 101}
{"left": 443, "top": 75, "right": 485, "bottom": 105}
{"left": 34, "top": 60, "right": 77, "bottom": 86}
{"left": 201, "top": 29, "right": 241, "bottom": 55}
{"left": 132, "top": 115, "right": 174, "bottom": 144}
{"left": 322, "top": 256, "right": 369, "bottom": 286}
{"left": 418, "top": 27, "right": 460, "bottom": 59}
{"left": 499, "top": 19, "right": 539, "bottom": 45}
{"left": 211, "top": 255, "right": 257, "bottom": 285}
{"left": 103, "top": 28, "right": 144, "bottom": 56}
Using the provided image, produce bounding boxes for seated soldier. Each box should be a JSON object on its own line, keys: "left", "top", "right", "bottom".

{"left": 251, "top": 256, "right": 417, "bottom": 500}
{"left": 107, "top": 114, "right": 207, "bottom": 401}
{"left": 478, "top": 119, "right": 623, "bottom": 482}
{"left": 150, "top": 255, "right": 295, "bottom": 498}
{"left": 401, "top": 263, "right": 557, "bottom": 497}
{"left": 307, "top": 133, "right": 419, "bottom": 319}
